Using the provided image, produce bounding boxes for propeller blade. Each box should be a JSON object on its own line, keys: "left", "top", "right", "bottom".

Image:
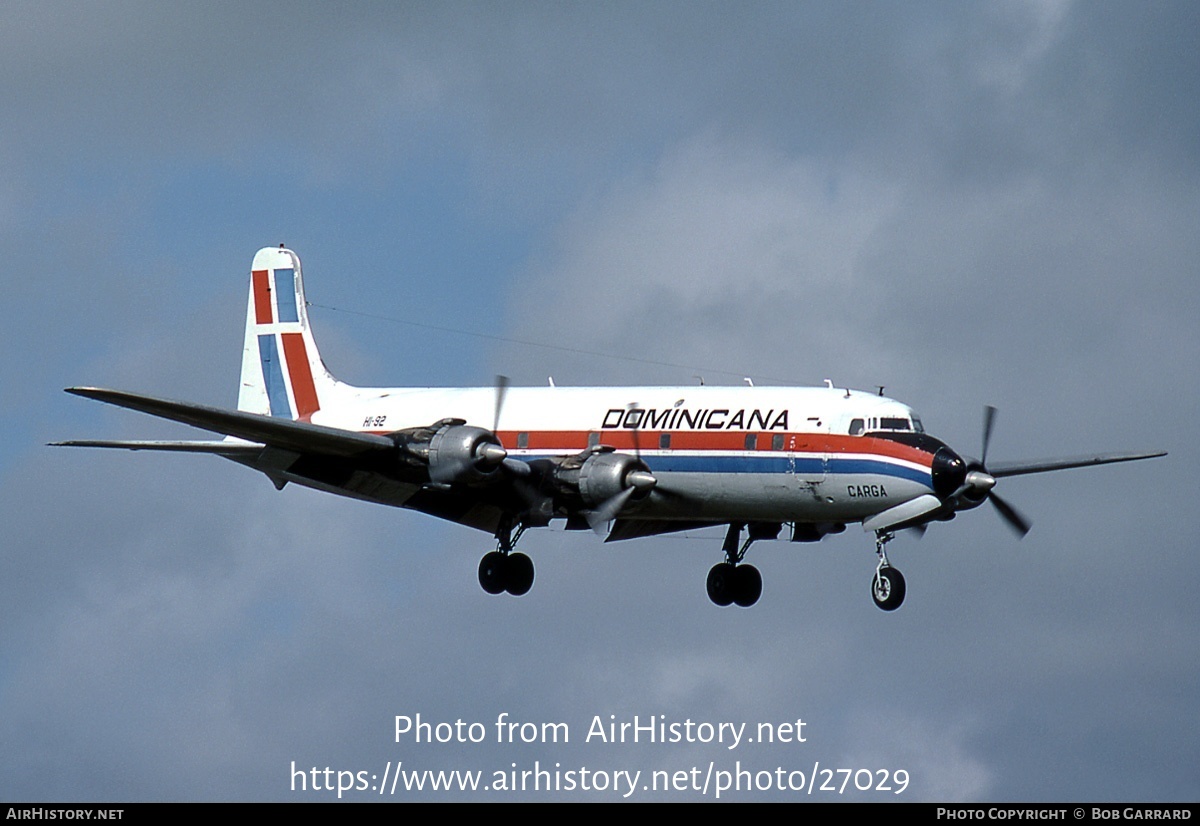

{"left": 981, "top": 405, "right": 997, "bottom": 467}
{"left": 585, "top": 487, "right": 637, "bottom": 536}
{"left": 493, "top": 374, "right": 510, "bottom": 435}
{"left": 626, "top": 401, "right": 642, "bottom": 458}
{"left": 989, "top": 491, "right": 1032, "bottom": 537}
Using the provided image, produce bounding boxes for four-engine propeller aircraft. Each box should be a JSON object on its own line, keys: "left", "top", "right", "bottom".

{"left": 55, "top": 247, "right": 1166, "bottom": 610}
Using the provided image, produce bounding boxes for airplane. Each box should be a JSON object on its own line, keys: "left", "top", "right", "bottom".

{"left": 54, "top": 246, "right": 1166, "bottom": 610}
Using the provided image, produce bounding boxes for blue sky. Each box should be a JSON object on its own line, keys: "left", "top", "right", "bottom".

{"left": 2, "top": 1, "right": 1196, "bottom": 801}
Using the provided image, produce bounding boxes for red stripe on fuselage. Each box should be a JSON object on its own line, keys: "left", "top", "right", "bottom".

{"left": 281, "top": 333, "right": 319, "bottom": 421}
{"left": 252, "top": 270, "right": 273, "bottom": 324}
{"left": 490, "top": 430, "right": 933, "bottom": 466}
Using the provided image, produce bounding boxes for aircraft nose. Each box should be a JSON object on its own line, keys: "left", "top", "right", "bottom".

{"left": 931, "top": 446, "right": 967, "bottom": 499}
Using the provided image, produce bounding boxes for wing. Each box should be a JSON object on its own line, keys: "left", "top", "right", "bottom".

{"left": 54, "top": 387, "right": 515, "bottom": 534}
{"left": 988, "top": 451, "right": 1167, "bottom": 478}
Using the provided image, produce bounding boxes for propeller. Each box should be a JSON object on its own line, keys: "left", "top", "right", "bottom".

{"left": 913, "top": 406, "right": 1162, "bottom": 536}
{"left": 466, "top": 376, "right": 510, "bottom": 471}
{"left": 490, "top": 373, "right": 536, "bottom": 478}
{"left": 583, "top": 402, "right": 659, "bottom": 535}
{"left": 584, "top": 470, "right": 657, "bottom": 535}
{"left": 959, "top": 406, "right": 1032, "bottom": 537}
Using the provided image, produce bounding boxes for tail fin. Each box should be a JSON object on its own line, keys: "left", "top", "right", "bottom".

{"left": 238, "top": 247, "right": 339, "bottom": 420}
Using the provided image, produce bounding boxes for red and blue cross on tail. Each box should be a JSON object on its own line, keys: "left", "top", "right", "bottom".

{"left": 251, "top": 265, "right": 320, "bottom": 421}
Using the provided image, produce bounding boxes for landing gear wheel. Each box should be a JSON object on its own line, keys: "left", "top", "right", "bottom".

{"left": 707, "top": 562, "right": 736, "bottom": 606}
{"left": 505, "top": 552, "right": 535, "bottom": 596}
{"left": 871, "top": 566, "right": 906, "bottom": 611}
{"left": 479, "top": 552, "right": 507, "bottom": 595}
{"left": 733, "top": 564, "right": 762, "bottom": 607}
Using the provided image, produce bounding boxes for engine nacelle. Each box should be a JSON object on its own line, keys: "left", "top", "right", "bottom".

{"left": 552, "top": 449, "right": 653, "bottom": 508}
{"left": 424, "top": 422, "right": 507, "bottom": 485}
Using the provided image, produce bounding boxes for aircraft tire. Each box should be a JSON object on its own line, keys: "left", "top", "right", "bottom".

{"left": 479, "top": 552, "right": 508, "bottom": 595}
{"left": 871, "top": 566, "right": 906, "bottom": 611}
{"left": 733, "top": 564, "right": 762, "bottom": 607}
{"left": 707, "top": 562, "right": 736, "bottom": 607}
{"left": 505, "top": 552, "right": 535, "bottom": 596}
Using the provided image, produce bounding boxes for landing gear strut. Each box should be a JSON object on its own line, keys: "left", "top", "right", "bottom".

{"left": 706, "top": 522, "right": 767, "bottom": 607}
{"left": 479, "top": 516, "right": 534, "bottom": 597}
{"left": 870, "top": 530, "right": 906, "bottom": 611}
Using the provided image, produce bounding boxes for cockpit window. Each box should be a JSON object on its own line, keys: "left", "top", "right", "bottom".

{"left": 849, "top": 418, "right": 865, "bottom": 436}
{"left": 879, "top": 417, "right": 910, "bottom": 431}
{"left": 912, "top": 417, "right": 924, "bottom": 433}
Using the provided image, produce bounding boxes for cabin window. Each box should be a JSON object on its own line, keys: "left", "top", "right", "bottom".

{"left": 659, "top": 433, "right": 672, "bottom": 449}
{"left": 516, "top": 432, "right": 529, "bottom": 449}
{"left": 772, "top": 434, "right": 784, "bottom": 451}
{"left": 744, "top": 433, "right": 757, "bottom": 450}
{"left": 849, "top": 418, "right": 864, "bottom": 436}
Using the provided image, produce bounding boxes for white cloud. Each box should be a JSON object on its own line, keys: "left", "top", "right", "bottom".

{"left": 505, "top": 135, "right": 899, "bottom": 386}
{"left": 843, "top": 712, "right": 994, "bottom": 801}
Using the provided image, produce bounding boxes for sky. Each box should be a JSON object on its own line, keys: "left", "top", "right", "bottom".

{"left": 2, "top": 0, "right": 1196, "bottom": 802}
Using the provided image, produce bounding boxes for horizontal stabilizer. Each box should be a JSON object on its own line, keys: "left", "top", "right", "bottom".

{"left": 50, "top": 439, "right": 263, "bottom": 455}
{"left": 989, "top": 451, "right": 1166, "bottom": 478}
{"left": 64, "top": 387, "right": 394, "bottom": 458}
{"left": 862, "top": 494, "right": 943, "bottom": 533}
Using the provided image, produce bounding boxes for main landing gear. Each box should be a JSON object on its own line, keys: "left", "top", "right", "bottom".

{"left": 706, "top": 523, "right": 770, "bottom": 608}
{"left": 478, "top": 518, "right": 534, "bottom": 597}
{"left": 870, "top": 530, "right": 906, "bottom": 611}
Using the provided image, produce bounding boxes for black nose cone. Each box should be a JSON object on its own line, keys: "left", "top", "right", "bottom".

{"left": 931, "top": 447, "right": 966, "bottom": 499}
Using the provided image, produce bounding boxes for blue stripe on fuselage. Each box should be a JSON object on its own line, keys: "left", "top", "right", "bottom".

{"left": 651, "top": 455, "right": 814, "bottom": 474}
{"left": 827, "top": 457, "right": 932, "bottom": 485}
{"left": 517, "top": 453, "right": 932, "bottom": 485}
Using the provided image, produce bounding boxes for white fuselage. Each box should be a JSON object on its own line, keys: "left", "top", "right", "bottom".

{"left": 309, "top": 382, "right": 939, "bottom": 524}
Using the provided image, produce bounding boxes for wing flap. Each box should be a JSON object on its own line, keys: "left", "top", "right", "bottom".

{"left": 64, "top": 387, "right": 394, "bottom": 458}
{"left": 401, "top": 486, "right": 507, "bottom": 534}
{"left": 605, "top": 518, "right": 721, "bottom": 542}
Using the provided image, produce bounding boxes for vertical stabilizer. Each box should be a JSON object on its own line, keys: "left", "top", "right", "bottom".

{"left": 237, "top": 247, "right": 339, "bottom": 420}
